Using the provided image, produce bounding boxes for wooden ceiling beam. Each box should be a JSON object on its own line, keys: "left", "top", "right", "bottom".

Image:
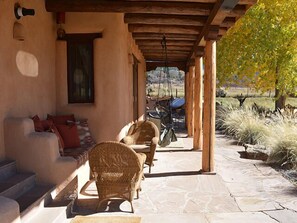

{"left": 124, "top": 14, "right": 207, "bottom": 26}
{"left": 132, "top": 33, "right": 198, "bottom": 41}
{"left": 136, "top": 40, "right": 195, "bottom": 46}
{"left": 188, "top": 0, "right": 244, "bottom": 61}
{"left": 146, "top": 61, "right": 187, "bottom": 71}
{"left": 129, "top": 24, "right": 202, "bottom": 35}
{"left": 238, "top": 0, "right": 257, "bottom": 5}
{"left": 139, "top": 45, "right": 193, "bottom": 51}
{"left": 221, "top": 17, "right": 236, "bottom": 27}
{"left": 142, "top": 49, "right": 191, "bottom": 54}
{"left": 126, "top": 0, "right": 216, "bottom": 3}
{"left": 45, "top": 0, "right": 212, "bottom": 15}
{"left": 228, "top": 5, "right": 248, "bottom": 17}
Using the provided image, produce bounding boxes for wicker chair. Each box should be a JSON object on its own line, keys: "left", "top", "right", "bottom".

{"left": 121, "top": 120, "right": 159, "bottom": 173}
{"left": 88, "top": 141, "right": 146, "bottom": 213}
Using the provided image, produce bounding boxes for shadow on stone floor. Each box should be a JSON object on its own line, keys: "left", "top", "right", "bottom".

{"left": 144, "top": 170, "right": 202, "bottom": 178}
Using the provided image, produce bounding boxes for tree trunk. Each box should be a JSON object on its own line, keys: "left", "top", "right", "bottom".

{"left": 275, "top": 88, "right": 286, "bottom": 110}
{"left": 275, "top": 66, "right": 286, "bottom": 110}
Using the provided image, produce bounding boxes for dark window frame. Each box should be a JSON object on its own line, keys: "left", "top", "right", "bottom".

{"left": 65, "top": 33, "right": 102, "bottom": 104}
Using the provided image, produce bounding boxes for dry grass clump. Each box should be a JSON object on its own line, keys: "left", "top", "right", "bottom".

{"left": 217, "top": 106, "right": 297, "bottom": 170}
{"left": 217, "top": 107, "right": 269, "bottom": 145}
{"left": 267, "top": 122, "right": 297, "bottom": 169}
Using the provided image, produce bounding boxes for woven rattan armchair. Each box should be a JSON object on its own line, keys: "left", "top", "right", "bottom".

{"left": 88, "top": 141, "right": 146, "bottom": 213}
{"left": 121, "top": 120, "right": 159, "bottom": 173}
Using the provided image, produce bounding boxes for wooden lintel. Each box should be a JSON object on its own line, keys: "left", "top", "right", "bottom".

{"left": 238, "top": 0, "right": 257, "bottom": 4}
{"left": 221, "top": 17, "right": 236, "bottom": 27}
{"left": 136, "top": 40, "right": 195, "bottom": 46}
{"left": 140, "top": 49, "right": 191, "bottom": 55}
{"left": 146, "top": 61, "right": 187, "bottom": 71}
{"left": 45, "top": 0, "right": 212, "bottom": 15}
{"left": 228, "top": 5, "right": 247, "bottom": 17}
{"left": 187, "top": 0, "right": 253, "bottom": 62}
{"left": 132, "top": 33, "right": 198, "bottom": 41}
{"left": 139, "top": 45, "right": 193, "bottom": 51}
{"left": 144, "top": 53, "right": 189, "bottom": 57}
{"left": 129, "top": 24, "right": 202, "bottom": 35}
{"left": 125, "top": 14, "right": 207, "bottom": 26}
{"left": 205, "top": 25, "right": 220, "bottom": 40}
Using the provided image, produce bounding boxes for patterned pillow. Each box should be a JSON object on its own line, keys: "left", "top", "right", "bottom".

{"left": 67, "top": 119, "right": 96, "bottom": 148}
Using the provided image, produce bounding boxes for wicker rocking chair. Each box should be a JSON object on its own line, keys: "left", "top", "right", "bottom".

{"left": 88, "top": 141, "right": 146, "bottom": 213}
{"left": 121, "top": 120, "right": 159, "bottom": 173}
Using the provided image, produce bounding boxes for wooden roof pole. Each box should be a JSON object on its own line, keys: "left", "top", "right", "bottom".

{"left": 202, "top": 38, "right": 217, "bottom": 173}
{"left": 193, "top": 48, "right": 204, "bottom": 150}
{"left": 186, "top": 66, "right": 195, "bottom": 137}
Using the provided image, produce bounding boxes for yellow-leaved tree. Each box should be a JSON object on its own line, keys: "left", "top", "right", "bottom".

{"left": 217, "top": 0, "right": 297, "bottom": 109}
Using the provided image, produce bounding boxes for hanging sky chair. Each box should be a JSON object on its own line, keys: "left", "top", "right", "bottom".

{"left": 148, "top": 35, "right": 178, "bottom": 147}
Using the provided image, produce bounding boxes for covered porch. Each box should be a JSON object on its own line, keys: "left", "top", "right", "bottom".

{"left": 68, "top": 134, "right": 297, "bottom": 222}
{"left": 3, "top": 0, "right": 293, "bottom": 222}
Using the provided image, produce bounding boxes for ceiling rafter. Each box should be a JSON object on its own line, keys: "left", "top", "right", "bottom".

{"left": 45, "top": 0, "right": 255, "bottom": 69}
{"left": 45, "top": 0, "right": 213, "bottom": 16}
{"left": 124, "top": 14, "right": 208, "bottom": 26}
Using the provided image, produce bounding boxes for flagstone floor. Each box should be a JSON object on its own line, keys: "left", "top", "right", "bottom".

{"left": 68, "top": 133, "right": 297, "bottom": 223}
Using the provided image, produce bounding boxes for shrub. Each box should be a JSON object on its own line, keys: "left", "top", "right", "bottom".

{"left": 220, "top": 108, "right": 269, "bottom": 145}
{"left": 267, "top": 122, "right": 297, "bottom": 169}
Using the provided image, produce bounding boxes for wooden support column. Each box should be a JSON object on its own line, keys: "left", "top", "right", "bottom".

{"left": 186, "top": 66, "right": 195, "bottom": 137}
{"left": 185, "top": 71, "right": 189, "bottom": 128}
{"left": 202, "top": 40, "right": 216, "bottom": 172}
{"left": 193, "top": 54, "right": 203, "bottom": 150}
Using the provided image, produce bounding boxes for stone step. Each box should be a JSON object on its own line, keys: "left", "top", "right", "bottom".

{"left": 0, "top": 160, "right": 17, "bottom": 181}
{"left": 0, "top": 172, "right": 35, "bottom": 199}
{"left": 18, "top": 184, "right": 55, "bottom": 222}
{"left": 25, "top": 199, "right": 74, "bottom": 223}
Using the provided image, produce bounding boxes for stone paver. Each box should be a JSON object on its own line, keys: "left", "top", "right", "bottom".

{"left": 235, "top": 196, "right": 283, "bottom": 212}
{"left": 206, "top": 212, "right": 278, "bottom": 223}
{"left": 264, "top": 210, "right": 297, "bottom": 223}
{"left": 72, "top": 134, "right": 297, "bottom": 223}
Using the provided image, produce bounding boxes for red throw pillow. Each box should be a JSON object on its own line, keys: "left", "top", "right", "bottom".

{"left": 55, "top": 124, "right": 80, "bottom": 149}
{"left": 47, "top": 114, "right": 75, "bottom": 125}
{"left": 50, "top": 124, "right": 65, "bottom": 152}
{"left": 41, "top": 119, "right": 54, "bottom": 131}
{"left": 31, "top": 115, "right": 44, "bottom": 132}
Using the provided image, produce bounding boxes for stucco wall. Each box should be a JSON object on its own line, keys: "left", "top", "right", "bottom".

{"left": 56, "top": 13, "right": 146, "bottom": 143}
{"left": 0, "top": 0, "right": 56, "bottom": 160}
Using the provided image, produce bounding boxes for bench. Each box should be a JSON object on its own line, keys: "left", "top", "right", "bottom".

{"left": 4, "top": 118, "right": 93, "bottom": 196}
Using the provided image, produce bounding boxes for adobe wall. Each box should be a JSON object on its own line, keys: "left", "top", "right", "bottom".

{"left": 56, "top": 13, "right": 146, "bottom": 143}
{"left": 0, "top": 0, "right": 56, "bottom": 160}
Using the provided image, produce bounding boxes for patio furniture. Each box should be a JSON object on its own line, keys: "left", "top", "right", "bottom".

{"left": 88, "top": 141, "right": 146, "bottom": 213}
{"left": 121, "top": 120, "right": 159, "bottom": 173}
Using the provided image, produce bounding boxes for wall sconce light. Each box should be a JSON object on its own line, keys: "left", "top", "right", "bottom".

{"left": 56, "top": 12, "right": 66, "bottom": 40}
{"left": 14, "top": 3, "right": 35, "bottom": 20}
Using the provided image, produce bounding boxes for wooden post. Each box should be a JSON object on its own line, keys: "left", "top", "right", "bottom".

{"left": 193, "top": 56, "right": 203, "bottom": 150}
{"left": 202, "top": 40, "right": 216, "bottom": 172}
{"left": 185, "top": 71, "right": 189, "bottom": 129}
{"left": 187, "top": 66, "right": 194, "bottom": 137}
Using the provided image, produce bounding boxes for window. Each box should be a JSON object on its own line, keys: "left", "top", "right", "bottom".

{"left": 66, "top": 33, "right": 102, "bottom": 103}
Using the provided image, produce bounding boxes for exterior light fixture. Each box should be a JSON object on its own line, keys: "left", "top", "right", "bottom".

{"left": 56, "top": 12, "right": 66, "bottom": 40}
{"left": 14, "top": 3, "right": 35, "bottom": 20}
